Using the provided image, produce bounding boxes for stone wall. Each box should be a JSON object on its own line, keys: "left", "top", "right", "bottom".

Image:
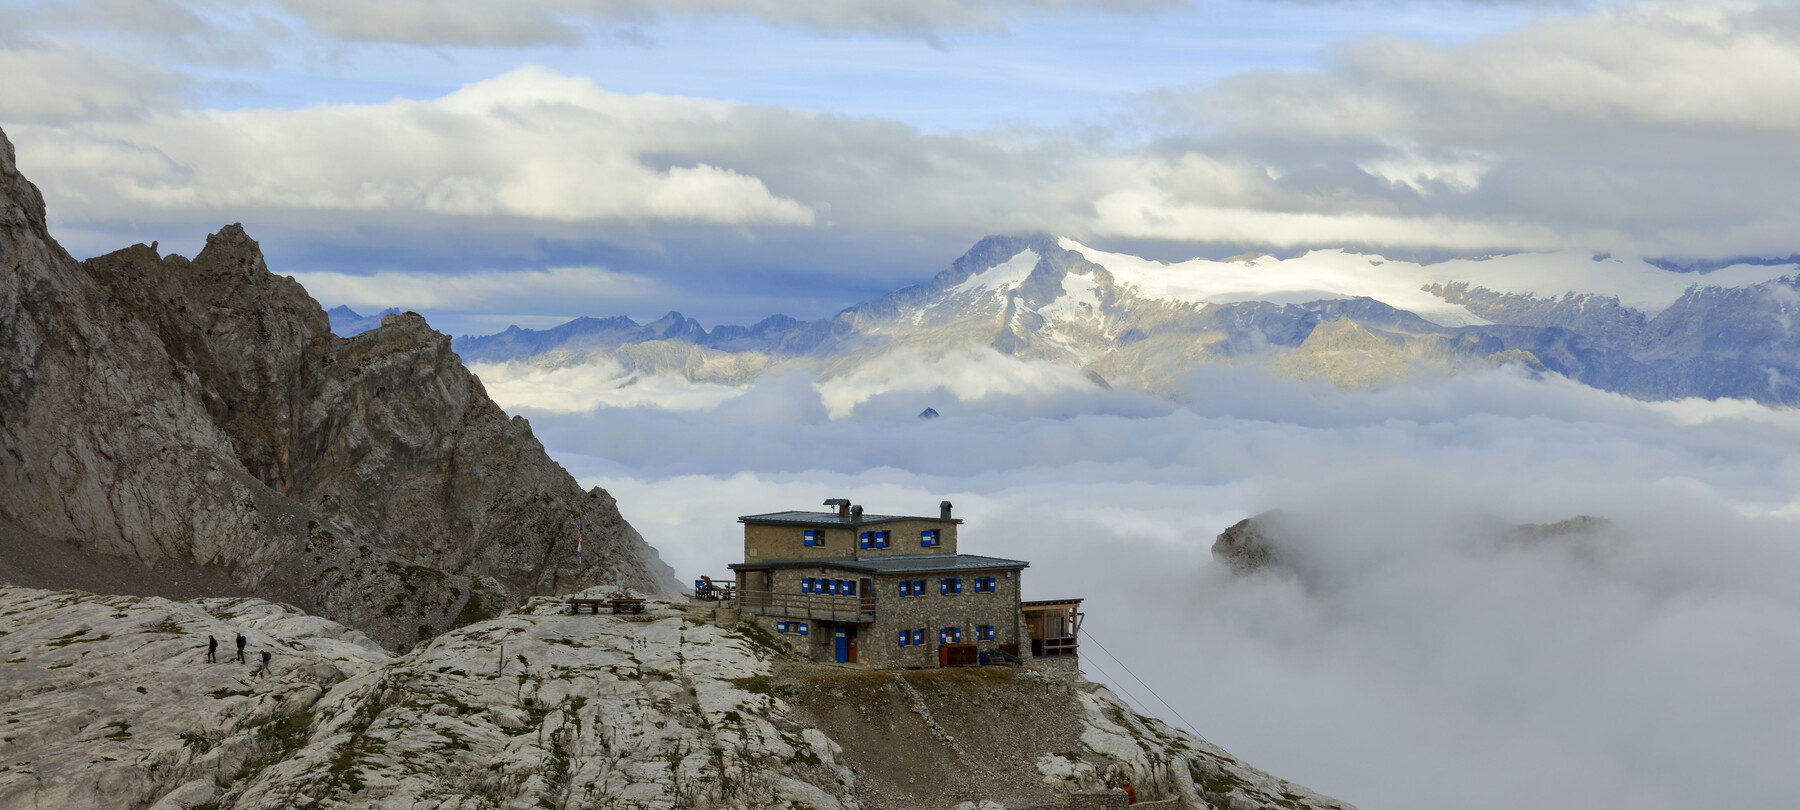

{"left": 1065, "top": 789, "right": 1129, "bottom": 810}
{"left": 742, "top": 517, "right": 958, "bottom": 563}
{"left": 862, "top": 568, "right": 1022, "bottom": 668}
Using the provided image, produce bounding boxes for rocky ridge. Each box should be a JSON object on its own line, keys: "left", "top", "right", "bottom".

{"left": 0, "top": 125, "right": 674, "bottom": 649}
{"left": 0, "top": 584, "right": 1356, "bottom": 810}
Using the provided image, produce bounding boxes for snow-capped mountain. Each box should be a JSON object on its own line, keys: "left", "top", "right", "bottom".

{"left": 452, "top": 234, "right": 1800, "bottom": 410}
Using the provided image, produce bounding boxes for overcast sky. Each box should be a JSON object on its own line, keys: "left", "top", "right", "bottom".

{"left": 8, "top": 0, "right": 1800, "bottom": 333}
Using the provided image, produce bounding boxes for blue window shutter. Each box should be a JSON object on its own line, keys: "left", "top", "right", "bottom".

{"left": 916, "top": 579, "right": 925, "bottom": 595}
{"left": 954, "top": 578, "right": 962, "bottom": 594}
{"left": 898, "top": 630, "right": 907, "bottom": 646}
{"left": 860, "top": 532, "right": 869, "bottom": 549}
{"left": 777, "top": 621, "right": 787, "bottom": 633}
{"left": 955, "top": 628, "right": 963, "bottom": 642}
{"left": 939, "top": 579, "right": 947, "bottom": 595}
{"left": 799, "top": 623, "right": 808, "bottom": 635}
{"left": 914, "top": 629, "right": 924, "bottom": 645}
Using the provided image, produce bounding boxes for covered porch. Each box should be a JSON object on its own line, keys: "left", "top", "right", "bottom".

{"left": 1022, "top": 598, "right": 1082, "bottom": 658}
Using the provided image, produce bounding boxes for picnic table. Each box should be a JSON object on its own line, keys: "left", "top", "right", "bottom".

{"left": 567, "top": 597, "right": 647, "bottom": 615}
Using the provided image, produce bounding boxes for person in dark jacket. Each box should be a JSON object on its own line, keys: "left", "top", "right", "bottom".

{"left": 235, "top": 633, "right": 247, "bottom": 664}
{"left": 207, "top": 635, "right": 218, "bottom": 663}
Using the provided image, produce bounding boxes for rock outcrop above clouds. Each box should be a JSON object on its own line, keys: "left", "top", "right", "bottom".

{"left": 456, "top": 233, "right": 1800, "bottom": 406}
{"left": 0, "top": 585, "right": 1357, "bottom": 810}
{"left": 0, "top": 125, "right": 674, "bottom": 648}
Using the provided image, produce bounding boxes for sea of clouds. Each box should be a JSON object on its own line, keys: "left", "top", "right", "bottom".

{"left": 487, "top": 359, "right": 1800, "bottom": 810}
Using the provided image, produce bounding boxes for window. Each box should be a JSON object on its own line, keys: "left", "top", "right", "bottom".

{"left": 776, "top": 621, "right": 788, "bottom": 633}
{"left": 939, "top": 627, "right": 962, "bottom": 644}
{"left": 921, "top": 529, "right": 939, "bottom": 547}
{"left": 898, "top": 629, "right": 910, "bottom": 647}
{"left": 803, "top": 529, "right": 821, "bottom": 547}
{"left": 842, "top": 580, "right": 856, "bottom": 596}
{"left": 899, "top": 580, "right": 912, "bottom": 597}
{"left": 859, "top": 531, "right": 871, "bottom": 549}
{"left": 977, "top": 625, "right": 995, "bottom": 641}
{"left": 975, "top": 576, "right": 996, "bottom": 593}
{"left": 939, "top": 577, "right": 962, "bottom": 595}
{"left": 912, "top": 628, "right": 925, "bottom": 646}
{"left": 796, "top": 622, "right": 809, "bottom": 635}
{"left": 874, "top": 530, "right": 890, "bottom": 548}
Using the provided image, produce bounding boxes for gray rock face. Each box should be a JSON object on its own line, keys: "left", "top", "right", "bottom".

{"left": 1211, "top": 514, "right": 1288, "bottom": 576}
{"left": 0, "top": 125, "right": 675, "bottom": 648}
{"left": 0, "top": 586, "right": 392, "bottom": 810}
{"left": 1, "top": 585, "right": 1357, "bottom": 810}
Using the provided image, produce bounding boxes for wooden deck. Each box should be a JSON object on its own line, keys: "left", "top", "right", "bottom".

{"left": 735, "top": 591, "right": 876, "bottom": 623}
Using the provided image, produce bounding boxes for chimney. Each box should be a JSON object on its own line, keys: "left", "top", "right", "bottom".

{"left": 940, "top": 501, "right": 953, "bottom": 520}
{"left": 824, "top": 498, "right": 850, "bottom": 519}
{"left": 850, "top": 505, "right": 863, "bottom": 522}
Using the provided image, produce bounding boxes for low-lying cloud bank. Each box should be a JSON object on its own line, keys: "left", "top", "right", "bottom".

{"left": 504, "top": 365, "right": 1800, "bottom": 810}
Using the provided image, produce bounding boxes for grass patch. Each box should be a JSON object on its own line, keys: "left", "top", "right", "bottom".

{"left": 453, "top": 589, "right": 494, "bottom": 628}
{"left": 103, "top": 721, "right": 132, "bottom": 741}
{"left": 143, "top": 619, "right": 185, "bottom": 634}
{"left": 729, "top": 675, "right": 797, "bottom": 700}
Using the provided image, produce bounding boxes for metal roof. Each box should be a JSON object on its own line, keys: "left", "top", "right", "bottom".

{"left": 730, "top": 553, "right": 1028, "bottom": 575}
{"left": 738, "top": 509, "right": 962, "bottom": 527}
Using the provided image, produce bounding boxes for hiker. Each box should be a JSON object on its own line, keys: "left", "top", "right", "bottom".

{"left": 207, "top": 634, "right": 218, "bottom": 663}
{"left": 1121, "top": 781, "right": 1137, "bottom": 805}
{"left": 255, "top": 649, "right": 272, "bottom": 678}
{"left": 235, "top": 632, "right": 247, "bottom": 664}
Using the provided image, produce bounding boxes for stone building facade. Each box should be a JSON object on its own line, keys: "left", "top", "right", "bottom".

{"left": 730, "top": 498, "right": 1043, "bottom": 668}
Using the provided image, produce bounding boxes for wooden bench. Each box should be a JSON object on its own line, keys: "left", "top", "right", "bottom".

{"left": 568, "top": 598, "right": 605, "bottom": 614}
{"left": 608, "top": 597, "right": 646, "bottom": 615}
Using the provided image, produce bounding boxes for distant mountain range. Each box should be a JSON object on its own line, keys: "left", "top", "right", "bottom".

{"left": 326, "top": 304, "right": 400, "bottom": 336}
{"left": 448, "top": 234, "right": 1800, "bottom": 406}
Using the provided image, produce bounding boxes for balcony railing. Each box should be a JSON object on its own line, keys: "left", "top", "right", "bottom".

{"left": 1032, "top": 637, "right": 1078, "bottom": 657}
{"left": 736, "top": 590, "right": 877, "bottom": 623}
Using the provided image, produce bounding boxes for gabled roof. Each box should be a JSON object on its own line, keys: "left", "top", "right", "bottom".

{"left": 739, "top": 510, "right": 961, "bottom": 527}
{"left": 730, "top": 554, "right": 1026, "bottom": 575}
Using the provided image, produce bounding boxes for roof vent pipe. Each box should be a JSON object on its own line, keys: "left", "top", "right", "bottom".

{"left": 851, "top": 505, "right": 863, "bottom": 522}
{"left": 940, "top": 501, "right": 953, "bottom": 520}
{"left": 824, "top": 498, "right": 851, "bottom": 519}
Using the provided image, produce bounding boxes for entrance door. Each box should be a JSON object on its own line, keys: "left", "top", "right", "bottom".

{"left": 834, "top": 626, "right": 849, "bottom": 663}
{"left": 847, "top": 628, "right": 858, "bottom": 663}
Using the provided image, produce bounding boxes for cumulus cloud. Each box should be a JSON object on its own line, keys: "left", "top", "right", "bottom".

{"left": 10, "top": 68, "right": 816, "bottom": 227}
{"left": 508, "top": 365, "right": 1800, "bottom": 810}
{"left": 0, "top": 40, "right": 187, "bottom": 123}
{"left": 1140, "top": 0, "right": 1800, "bottom": 255}
{"left": 268, "top": 0, "right": 1179, "bottom": 45}
{"left": 291, "top": 263, "right": 662, "bottom": 314}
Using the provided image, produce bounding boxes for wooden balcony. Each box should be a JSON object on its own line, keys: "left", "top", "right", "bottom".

{"left": 735, "top": 590, "right": 877, "bottom": 623}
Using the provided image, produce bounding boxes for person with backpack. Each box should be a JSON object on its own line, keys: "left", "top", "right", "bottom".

{"left": 235, "top": 633, "right": 247, "bottom": 664}
{"left": 206, "top": 634, "right": 218, "bottom": 663}
{"left": 255, "top": 649, "right": 272, "bottom": 678}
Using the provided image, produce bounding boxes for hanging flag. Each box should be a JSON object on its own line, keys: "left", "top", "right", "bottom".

{"left": 576, "top": 510, "right": 585, "bottom": 564}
